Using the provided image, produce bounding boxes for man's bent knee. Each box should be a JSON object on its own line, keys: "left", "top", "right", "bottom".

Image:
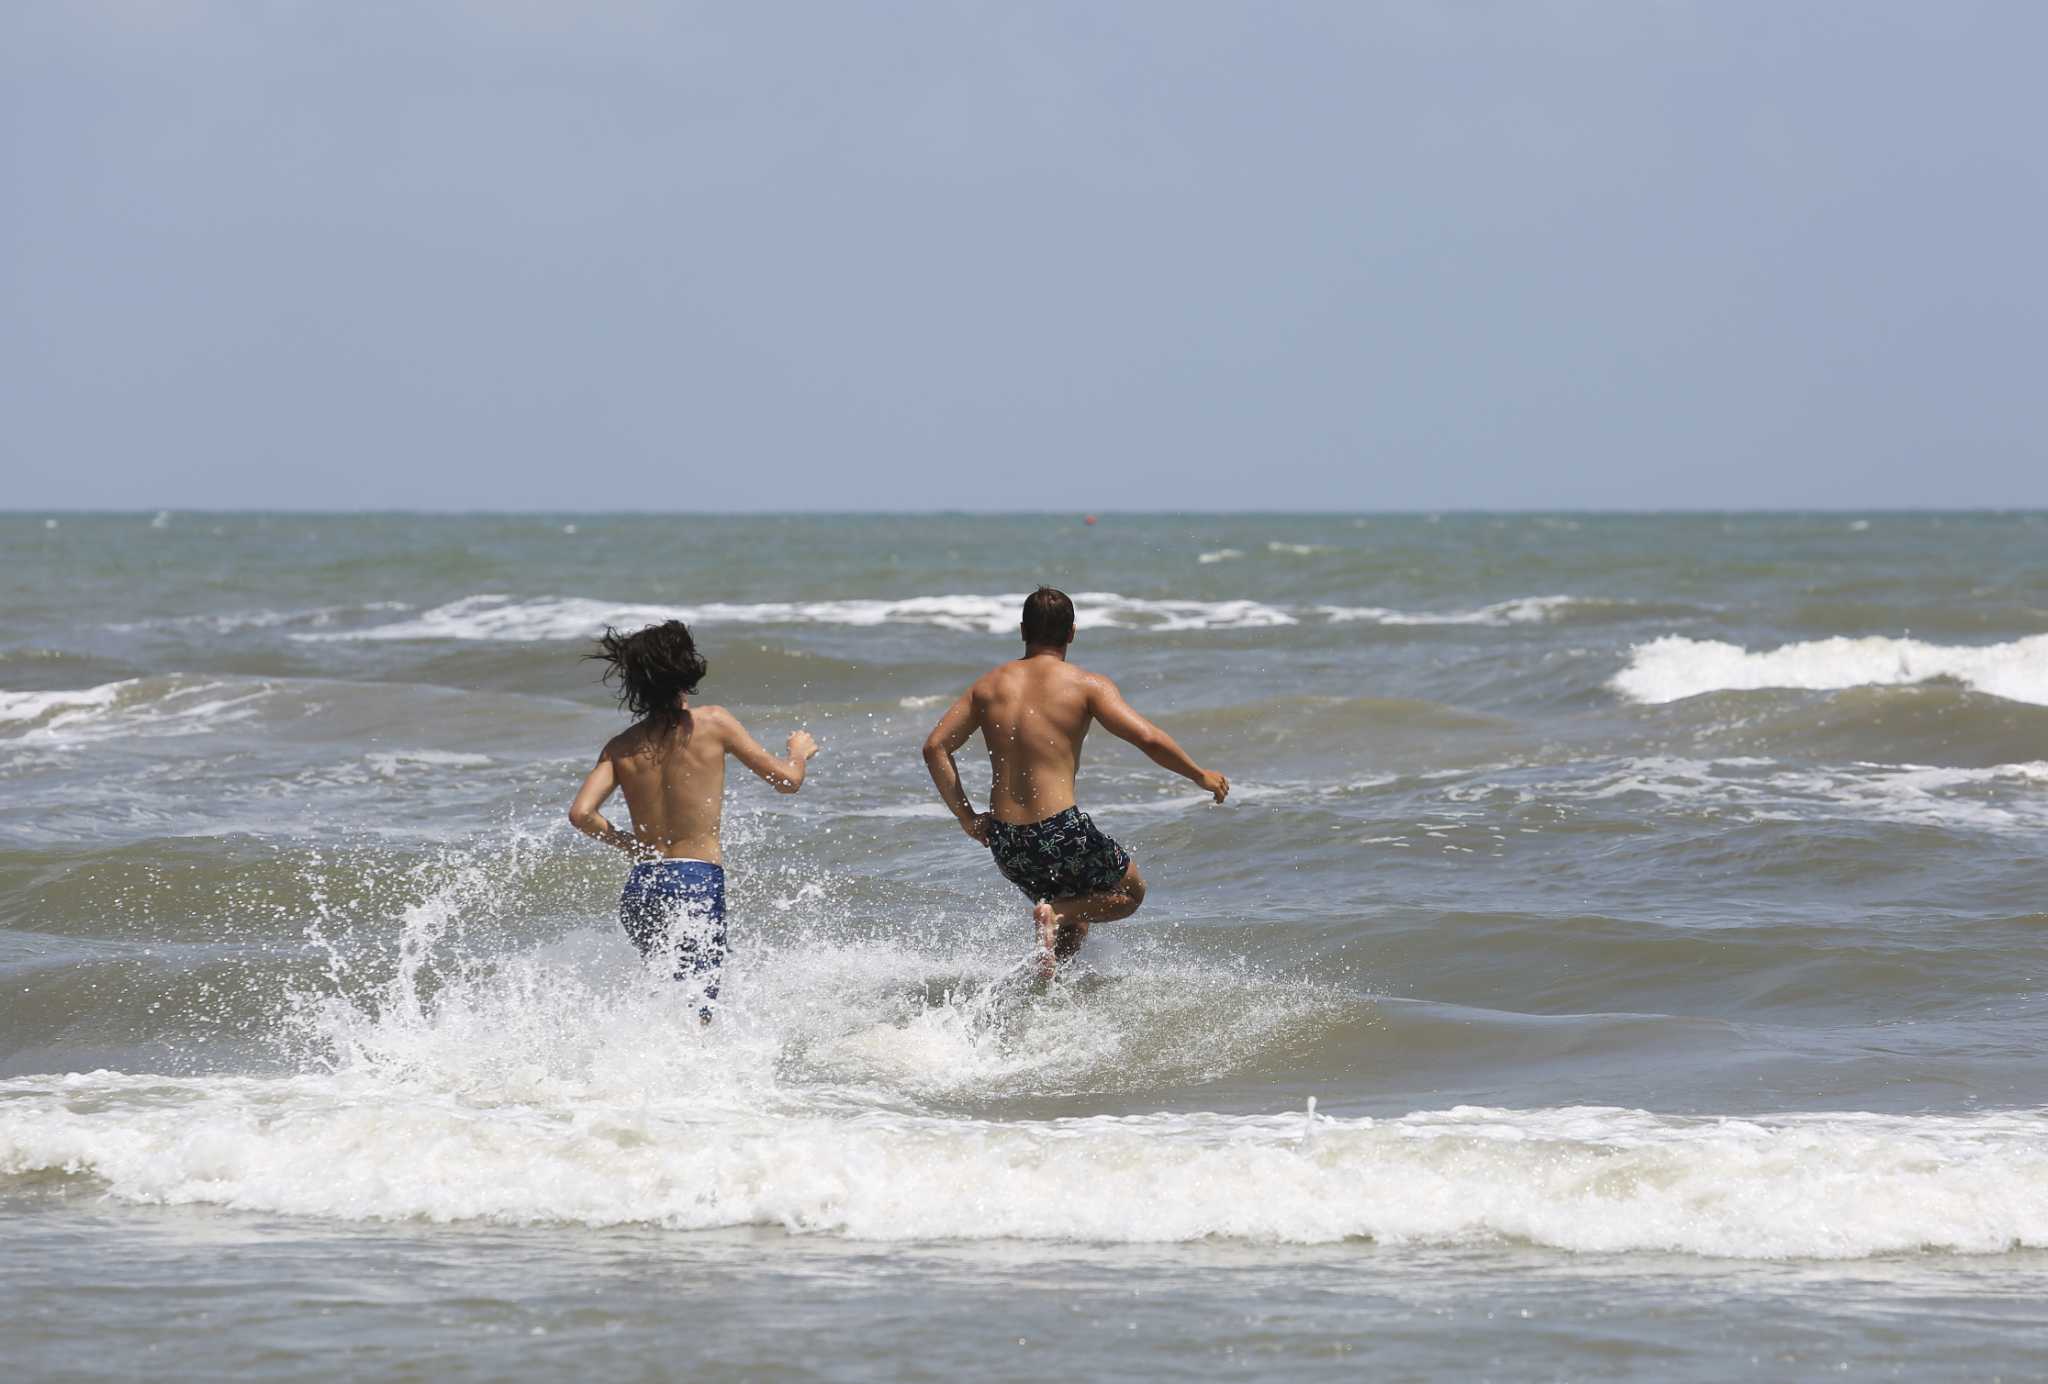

{"left": 1119, "top": 862, "right": 1147, "bottom": 915}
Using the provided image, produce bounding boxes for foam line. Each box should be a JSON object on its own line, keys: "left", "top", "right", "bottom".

{"left": 300, "top": 593, "right": 1298, "bottom": 640}
{"left": 4, "top": 1081, "right": 2045, "bottom": 1258}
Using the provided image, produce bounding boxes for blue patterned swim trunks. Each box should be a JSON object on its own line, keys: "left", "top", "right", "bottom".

{"left": 618, "top": 858, "right": 726, "bottom": 1019}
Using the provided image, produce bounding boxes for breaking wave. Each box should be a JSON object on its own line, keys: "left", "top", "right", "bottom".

{"left": 1615, "top": 634, "right": 2048, "bottom": 707}
{"left": 6, "top": 1075, "right": 2046, "bottom": 1258}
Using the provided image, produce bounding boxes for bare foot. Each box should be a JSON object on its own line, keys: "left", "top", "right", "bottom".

{"left": 1033, "top": 901, "right": 1060, "bottom": 979}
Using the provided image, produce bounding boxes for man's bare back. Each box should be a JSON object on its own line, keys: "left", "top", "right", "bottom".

{"left": 971, "top": 656, "right": 1097, "bottom": 824}
{"left": 923, "top": 588, "right": 1227, "bottom": 974}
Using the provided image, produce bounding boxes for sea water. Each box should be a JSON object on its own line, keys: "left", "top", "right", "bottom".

{"left": 4, "top": 512, "right": 2047, "bottom": 1379}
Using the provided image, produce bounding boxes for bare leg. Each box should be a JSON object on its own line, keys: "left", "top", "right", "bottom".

{"left": 1033, "top": 862, "right": 1146, "bottom": 974}
{"left": 1032, "top": 901, "right": 1061, "bottom": 978}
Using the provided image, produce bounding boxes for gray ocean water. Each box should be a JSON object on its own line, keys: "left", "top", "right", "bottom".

{"left": 4, "top": 511, "right": 2047, "bottom": 1380}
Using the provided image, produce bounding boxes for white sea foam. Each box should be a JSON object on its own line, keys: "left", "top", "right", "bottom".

{"left": 105, "top": 602, "right": 412, "bottom": 636}
{"left": 852, "top": 802, "right": 957, "bottom": 818}
{"left": 0, "top": 683, "right": 128, "bottom": 728}
{"left": 1613, "top": 634, "right": 2048, "bottom": 707}
{"left": 1197, "top": 548, "right": 1244, "bottom": 564}
{"left": 365, "top": 750, "right": 495, "bottom": 778}
{"left": 1266, "top": 542, "right": 1329, "bottom": 556}
{"left": 301, "top": 592, "right": 1298, "bottom": 640}
{"left": 5, "top": 1074, "right": 2046, "bottom": 1257}
{"left": 1319, "top": 595, "right": 1587, "bottom": 627}
{"left": 4, "top": 839, "right": 2045, "bottom": 1260}
{"left": 1447, "top": 756, "right": 2048, "bottom": 832}
{"left": 0, "top": 678, "right": 273, "bottom": 742}
{"left": 278, "top": 591, "right": 1666, "bottom": 639}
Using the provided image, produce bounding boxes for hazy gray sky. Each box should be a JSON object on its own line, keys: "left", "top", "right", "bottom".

{"left": 4, "top": 2, "right": 2042, "bottom": 510}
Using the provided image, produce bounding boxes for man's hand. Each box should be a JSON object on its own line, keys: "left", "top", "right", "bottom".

{"left": 788, "top": 729, "right": 818, "bottom": 761}
{"left": 1200, "top": 770, "right": 1229, "bottom": 804}
{"left": 960, "top": 810, "right": 993, "bottom": 845}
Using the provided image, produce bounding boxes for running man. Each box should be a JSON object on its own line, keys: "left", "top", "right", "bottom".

{"left": 922, "top": 587, "right": 1228, "bottom": 975}
{"left": 569, "top": 620, "right": 816, "bottom": 1020}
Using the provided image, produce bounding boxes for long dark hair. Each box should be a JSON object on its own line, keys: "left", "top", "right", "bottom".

{"left": 586, "top": 620, "right": 707, "bottom": 729}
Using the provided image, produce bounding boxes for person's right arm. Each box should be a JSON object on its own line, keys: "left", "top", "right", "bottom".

{"left": 715, "top": 708, "right": 817, "bottom": 794}
{"left": 1088, "top": 675, "right": 1229, "bottom": 803}
{"left": 567, "top": 747, "right": 651, "bottom": 855}
{"left": 922, "top": 689, "right": 992, "bottom": 843}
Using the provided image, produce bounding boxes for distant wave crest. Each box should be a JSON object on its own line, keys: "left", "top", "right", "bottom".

{"left": 0, "top": 677, "right": 273, "bottom": 741}
{"left": 299, "top": 592, "right": 1660, "bottom": 641}
{"left": 1614, "top": 634, "right": 2048, "bottom": 707}
{"left": 1320, "top": 595, "right": 1591, "bottom": 627}
{"left": 300, "top": 592, "right": 1300, "bottom": 640}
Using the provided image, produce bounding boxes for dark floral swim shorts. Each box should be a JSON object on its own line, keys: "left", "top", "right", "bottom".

{"left": 985, "top": 806, "right": 1131, "bottom": 903}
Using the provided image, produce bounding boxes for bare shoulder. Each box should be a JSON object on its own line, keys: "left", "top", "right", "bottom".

{"left": 1074, "top": 664, "right": 1119, "bottom": 697}
{"left": 968, "top": 666, "right": 1006, "bottom": 699}
{"left": 691, "top": 704, "right": 737, "bottom": 738}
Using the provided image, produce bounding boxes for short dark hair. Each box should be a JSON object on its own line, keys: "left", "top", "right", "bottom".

{"left": 586, "top": 621, "right": 707, "bottom": 727}
{"left": 1021, "top": 586, "right": 1075, "bottom": 646}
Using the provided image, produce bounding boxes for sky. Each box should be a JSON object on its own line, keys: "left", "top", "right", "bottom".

{"left": 3, "top": 2, "right": 2043, "bottom": 511}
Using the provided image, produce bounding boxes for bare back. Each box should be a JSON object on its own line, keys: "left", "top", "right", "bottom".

{"left": 572, "top": 703, "right": 814, "bottom": 863}
{"left": 604, "top": 711, "right": 732, "bottom": 861}
{"left": 924, "top": 645, "right": 1225, "bottom": 839}
{"left": 972, "top": 656, "right": 1105, "bottom": 823}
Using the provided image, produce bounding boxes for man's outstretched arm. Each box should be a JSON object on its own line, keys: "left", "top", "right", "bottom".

{"left": 1088, "top": 676, "right": 1229, "bottom": 803}
{"left": 923, "top": 691, "right": 991, "bottom": 842}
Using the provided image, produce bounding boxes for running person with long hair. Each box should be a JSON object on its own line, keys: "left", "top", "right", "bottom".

{"left": 922, "top": 588, "right": 1229, "bottom": 976}
{"left": 569, "top": 620, "right": 816, "bottom": 1020}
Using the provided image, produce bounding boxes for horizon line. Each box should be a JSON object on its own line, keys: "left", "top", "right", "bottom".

{"left": 5, "top": 506, "right": 2044, "bottom": 518}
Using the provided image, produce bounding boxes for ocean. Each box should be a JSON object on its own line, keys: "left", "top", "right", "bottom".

{"left": 3, "top": 511, "right": 2046, "bottom": 1380}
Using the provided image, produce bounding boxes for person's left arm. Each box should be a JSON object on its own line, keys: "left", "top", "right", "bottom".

{"left": 568, "top": 749, "right": 648, "bottom": 855}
